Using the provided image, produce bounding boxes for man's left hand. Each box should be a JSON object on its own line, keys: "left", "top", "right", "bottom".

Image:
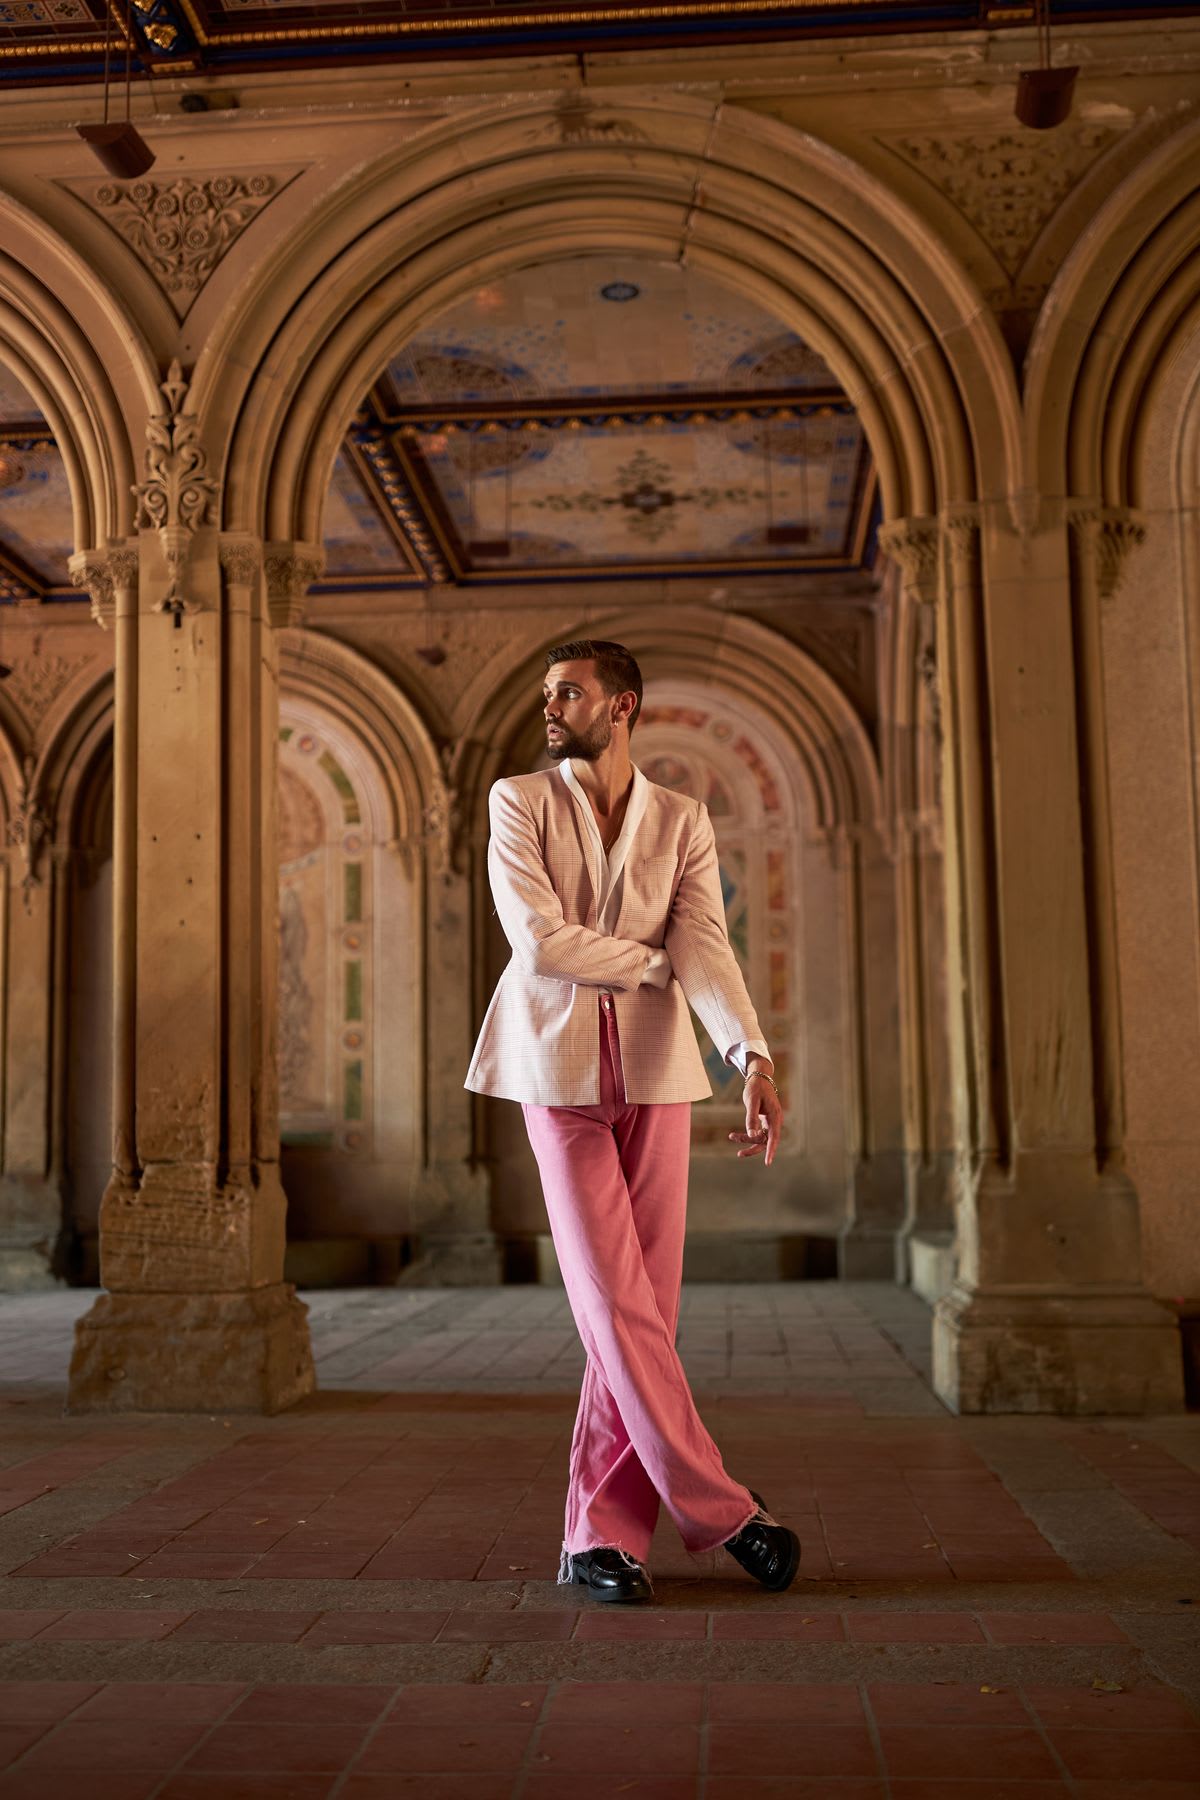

{"left": 729, "top": 1069, "right": 784, "bottom": 1167}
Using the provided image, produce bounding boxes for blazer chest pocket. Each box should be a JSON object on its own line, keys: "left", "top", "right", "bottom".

{"left": 622, "top": 855, "right": 679, "bottom": 920}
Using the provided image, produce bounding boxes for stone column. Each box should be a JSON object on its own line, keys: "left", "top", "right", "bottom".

{"left": 838, "top": 820, "right": 912, "bottom": 1279}
{"left": 0, "top": 754, "right": 60, "bottom": 1287}
{"left": 877, "top": 526, "right": 955, "bottom": 1297}
{"left": 912, "top": 503, "right": 1182, "bottom": 1413}
{"left": 68, "top": 365, "right": 315, "bottom": 1413}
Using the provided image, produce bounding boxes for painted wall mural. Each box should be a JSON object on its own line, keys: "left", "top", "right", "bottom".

{"left": 277, "top": 725, "right": 371, "bottom": 1157}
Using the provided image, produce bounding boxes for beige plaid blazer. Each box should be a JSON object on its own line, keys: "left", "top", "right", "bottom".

{"left": 465, "top": 768, "right": 765, "bottom": 1106}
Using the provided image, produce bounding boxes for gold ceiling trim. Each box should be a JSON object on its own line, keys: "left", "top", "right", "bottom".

{"left": 170, "top": 0, "right": 909, "bottom": 51}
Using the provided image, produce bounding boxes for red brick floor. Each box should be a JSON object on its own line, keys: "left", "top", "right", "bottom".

{"left": 1, "top": 1285, "right": 1198, "bottom": 1797}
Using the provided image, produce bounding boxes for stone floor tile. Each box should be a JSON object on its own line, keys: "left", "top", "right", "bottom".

{"left": 0, "top": 1775, "right": 162, "bottom": 1800}
{"left": 354, "top": 1721, "right": 535, "bottom": 1772}
{"left": 706, "top": 1782, "right": 885, "bottom": 1800}
{"left": 170, "top": 1610, "right": 320, "bottom": 1643}
{"left": 573, "top": 1609, "right": 709, "bottom": 1640}
{"left": 521, "top": 1780, "right": 699, "bottom": 1800}
{"left": 707, "top": 1683, "right": 865, "bottom": 1724}
{"left": 877, "top": 1726, "right": 1061, "bottom": 1780}
{"left": 338, "top": 1779, "right": 515, "bottom": 1800}
{"left": 384, "top": 1686, "right": 546, "bottom": 1723}
{"left": 0, "top": 1685, "right": 98, "bottom": 1724}
{"left": 74, "top": 1683, "right": 246, "bottom": 1720}
{"left": 710, "top": 1610, "right": 845, "bottom": 1640}
{"left": 437, "top": 1610, "right": 576, "bottom": 1642}
{"left": 707, "top": 1722, "right": 879, "bottom": 1776}
{"left": 157, "top": 1776, "right": 339, "bottom": 1800}
{"left": 982, "top": 1612, "right": 1130, "bottom": 1645}
{"left": 13, "top": 1719, "right": 212, "bottom": 1771}
{"left": 0, "top": 1611, "right": 63, "bottom": 1640}
{"left": 1023, "top": 1686, "right": 1200, "bottom": 1729}
{"left": 888, "top": 1785, "right": 1067, "bottom": 1799}
{"left": 544, "top": 1680, "right": 704, "bottom": 1721}
{"left": 531, "top": 1718, "right": 700, "bottom": 1770}
{"left": 867, "top": 1683, "right": 1032, "bottom": 1726}
{"left": 1048, "top": 1729, "right": 1200, "bottom": 1781}
{"left": 36, "top": 1610, "right": 190, "bottom": 1640}
{"left": 846, "top": 1611, "right": 985, "bottom": 1642}
{"left": 299, "top": 1610, "right": 450, "bottom": 1645}
{"left": 228, "top": 1684, "right": 394, "bottom": 1724}
{"left": 184, "top": 1721, "right": 368, "bottom": 1772}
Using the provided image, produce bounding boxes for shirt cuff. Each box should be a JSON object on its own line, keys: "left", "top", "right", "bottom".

{"left": 639, "top": 947, "right": 673, "bottom": 989}
{"left": 726, "top": 1038, "right": 770, "bottom": 1077}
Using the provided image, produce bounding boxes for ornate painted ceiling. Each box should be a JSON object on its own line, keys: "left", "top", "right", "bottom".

{"left": 0, "top": 2, "right": 1182, "bottom": 84}
{"left": 330, "top": 256, "right": 878, "bottom": 584}
{"left": 0, "top": 256, "right": 877, "bottom": 597}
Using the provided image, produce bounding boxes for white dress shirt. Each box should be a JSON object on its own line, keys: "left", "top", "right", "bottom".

{"left": 558, "top": 759, "right": 769, "bottom": 1077}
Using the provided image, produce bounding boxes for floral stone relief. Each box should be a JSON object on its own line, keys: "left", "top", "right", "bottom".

{"left": 62, "top": 171, "right": 301, "bottom": 317}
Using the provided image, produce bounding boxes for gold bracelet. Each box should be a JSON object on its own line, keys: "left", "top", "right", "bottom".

{"left": 743, "top": 1070, "right": 779, "bottom": 1095}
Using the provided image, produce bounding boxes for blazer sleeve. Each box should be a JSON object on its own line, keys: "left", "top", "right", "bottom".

{"left": 664, "top": 801, "right": 765, "bottom": 1057}
{"left": 488, "top": 780, "right": 653, "bottom": 990}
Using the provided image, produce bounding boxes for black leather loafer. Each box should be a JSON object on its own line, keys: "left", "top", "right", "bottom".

{"left": 568, "top": 1548, "right": 653, "bottom": 1604}
{"left": 724, "top": 1493, "right": 801, "bottom": 1593}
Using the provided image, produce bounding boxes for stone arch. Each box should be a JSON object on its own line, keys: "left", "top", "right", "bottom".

{"left": 201, "top": 95, "right": 1020, "bottom": 543}
{"left": 456, "top": 607, "right": 882, "bottom": 844}
{"left": 1025, "top": 113, "right": 1200, "bottom": 502}
{"left": 0, "top": 192, "right": 159, "bottom": 549}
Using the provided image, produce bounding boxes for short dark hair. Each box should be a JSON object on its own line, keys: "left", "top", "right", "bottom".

{"left": 544, "top": 639, "right": 643, "bottom": 730}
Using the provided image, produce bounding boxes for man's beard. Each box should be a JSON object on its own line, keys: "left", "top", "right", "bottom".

{"left": 546, "top": 711, "right": 613, "bottom": 762}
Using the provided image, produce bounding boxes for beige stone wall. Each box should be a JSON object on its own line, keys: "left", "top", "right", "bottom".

{"left": 0, "top": 16, "right": 1197, "bottom": 1408}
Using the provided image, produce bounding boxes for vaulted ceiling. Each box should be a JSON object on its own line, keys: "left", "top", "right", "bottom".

{"left": 0, "top": 254, "right": 878, "bottom": 600}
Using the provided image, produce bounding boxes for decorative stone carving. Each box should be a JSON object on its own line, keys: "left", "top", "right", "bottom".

{"left": 263, "top": 542, "right": 324, "bottom": 629}
{"left": 1068, "top": 505, "right": 1147, "bottom": 601}
{"left": 881, "top": 126, "right": 1121, "bottom": 278}
{"left": 133, "top": 361, "right": 218, "bottom": 624}
{"left": 878, "top": 516, "right": 941, "bottom": 606}
{"left": 80, "top": 173, "right": 293, "bottom": 317}
{"left": 219, "top": 536, "right": 263, "bottom": 590}
{"left": 2, "top": 651, "right": 94, "bottom": 733}
{"left": 423, "top": 753, "right": 462, "bottom": 881}
{"left": 69, "top": 544, "right": 138, "bottom": 630}
{"left": 551, "top": 95, "right": 648, "bottom": 145}
{"left": 6, "top": 754, "right": 50, "bottom": 911}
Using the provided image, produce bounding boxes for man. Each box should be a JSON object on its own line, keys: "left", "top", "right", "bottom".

{"left": 466, "top": 640, "right": 800, "bottom": 1603}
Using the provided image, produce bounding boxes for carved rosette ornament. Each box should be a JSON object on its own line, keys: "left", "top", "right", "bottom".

{"left": 69, "top": 544, "right": 138, "bottom": 630}
{"left": 878, "top": 517, "right": 941, "bottom": 607}
{"left": 6, "top": 754, "right": 50, "bottom": 913}
{"left": 1068, "top": 505, "right": 1147, "bottom": 602}
{"left": 86, "top": 173, "right": 289, "bottom": 319}
{"left": 133, "top": 360, "right": 218, "bottom": 625}
{"left": 263, "top": 542, "right": 324, "bottom": 629}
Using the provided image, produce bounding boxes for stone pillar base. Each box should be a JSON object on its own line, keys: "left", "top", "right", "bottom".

{"left": 933, "top": 1281, "right": 1185, "bottom": 1414}
{"left": 838, "top": 1226, "right": 898, "bottom": 1280}
{"left": 67, "top": 1283, "right": 316, "bottom": 1414}
{"left": 397, "top": 1232, "right": 505, "bottom": 1286}
{"left": 0, "top": 1247, "right": 59, "bottom": 1291}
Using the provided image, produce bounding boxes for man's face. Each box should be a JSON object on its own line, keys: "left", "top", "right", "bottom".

{"left": 542, "top": 659, "right": 620, "bottom": 761}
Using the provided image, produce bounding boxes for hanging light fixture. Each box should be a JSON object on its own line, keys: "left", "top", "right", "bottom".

{"left": 1015, "top": 0, "right": 1078, "bottom": 131}
{"left": 76, "top": 1, "right": 155, "bottom": 177}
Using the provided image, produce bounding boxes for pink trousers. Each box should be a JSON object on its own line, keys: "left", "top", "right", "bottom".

{"left": 522, "top": 994, "right": 756, "bottom": 1566}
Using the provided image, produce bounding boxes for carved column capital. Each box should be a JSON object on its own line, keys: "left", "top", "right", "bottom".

{"left": 1068, "top": 503, "right": 1147, "bottom": 601}
{"left": 219, "top": 535, "right": 263, "bottom": 590}
{"left": 133, "top": 359, "right": 218, "bottom": 624}
{"left": 878, "top": 516, "right": 941, "bottom": 607}
{"left": 68, "top": 543, "right": 139, "bottom": 630}
{"left": 940, "top": 507, "right": 982, "bottom": 586}
{"left": 263, "top": 542, "right": 324, "bottom": 629}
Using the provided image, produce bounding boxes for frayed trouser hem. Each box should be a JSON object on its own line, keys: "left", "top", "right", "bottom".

{"left": 688, "top": 1497, "right": 762, "bottom": 1558}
